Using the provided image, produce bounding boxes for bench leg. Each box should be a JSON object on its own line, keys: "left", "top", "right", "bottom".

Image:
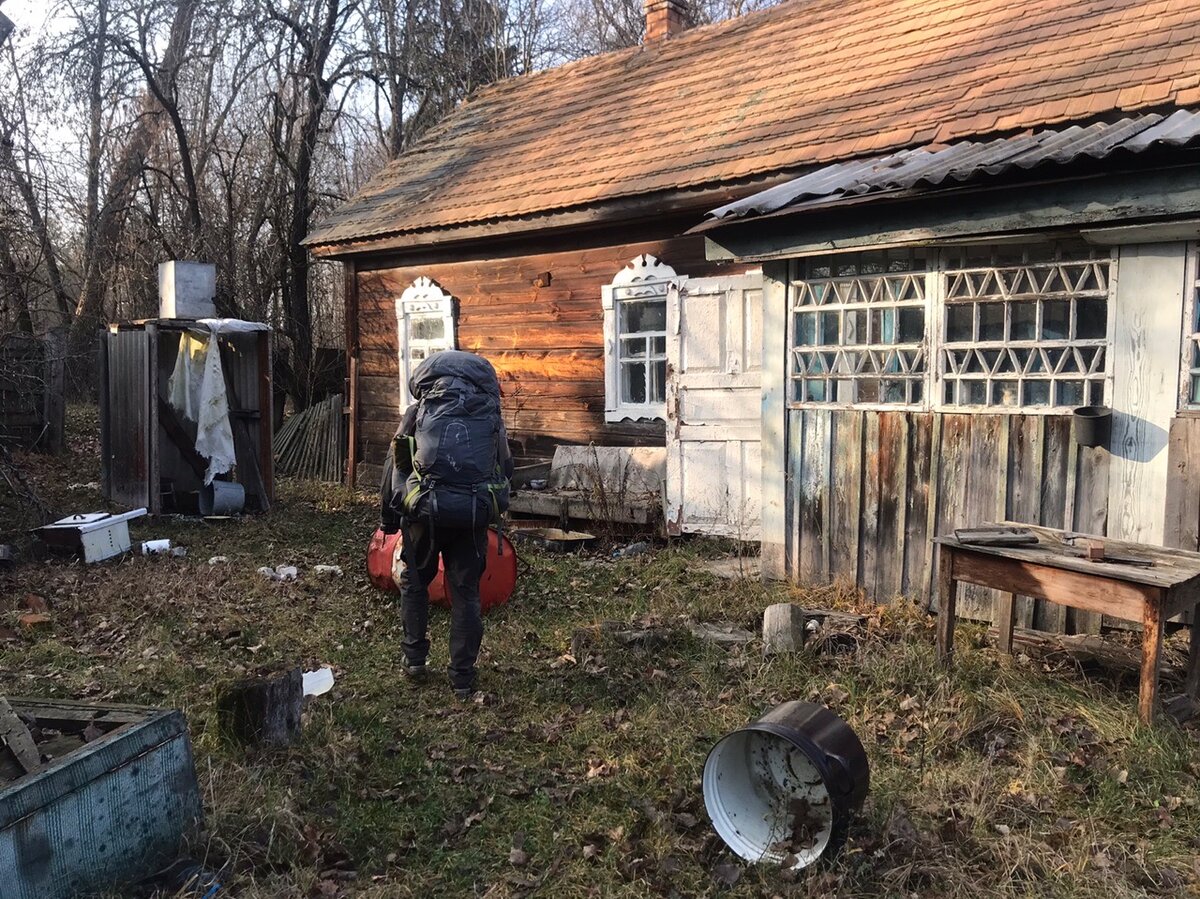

{"left": 1139, "top": 601, "right": 1165, "bottom": 725}
{"left": 1187, "top": 602, "right": 1200, "bottom": 700}
{"left": 936, "top": 548, "right": 957, "bottom": 664}
{"left": 996, "top": 592, "right": 1016, "bottom": 655}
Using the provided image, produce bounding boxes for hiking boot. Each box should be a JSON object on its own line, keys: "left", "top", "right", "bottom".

{"left": 453, "top": 687, "right": 474, "bottom": 702}
{"left": 404, "top": 663, "right": 429, "bottom": 682}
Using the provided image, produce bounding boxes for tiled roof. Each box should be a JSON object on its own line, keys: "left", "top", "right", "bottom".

{"left": 306, "top": 0, "right": 1200, "bottom": 249}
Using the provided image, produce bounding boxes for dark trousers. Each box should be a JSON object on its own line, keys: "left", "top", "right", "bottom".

{"left": 398, "top": 520, "right": 487, "bottom": 690}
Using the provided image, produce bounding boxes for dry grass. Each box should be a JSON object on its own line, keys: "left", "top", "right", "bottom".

{"left": 3, "top": 407, "right": 1200, "bottom": 897}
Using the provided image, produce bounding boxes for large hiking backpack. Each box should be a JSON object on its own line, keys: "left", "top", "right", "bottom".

{"left": 398, "top": 351, "right": 510, "bottom": 529}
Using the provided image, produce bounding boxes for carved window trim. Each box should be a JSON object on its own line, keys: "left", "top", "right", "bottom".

{"left": 395, "top": 277, "right": 457, "bottom": 409}
{"left": 602, "top": 254, "right": 678, "bottom": 422}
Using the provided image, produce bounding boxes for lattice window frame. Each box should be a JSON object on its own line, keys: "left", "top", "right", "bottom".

{"left": 785, "top": 246, "right": 1116, "bottom": 414}
{"left": 787, "top": 251, "right": 931, "bottom": 410}
{"left": 1180, "top": 245, "right": 1200, "bottom": 411}
{"left": 602, "top": 254, "right": 678, "bottom": 422}
{"left": 935, "top": 252, "right": 1115, "bottom": 412}
{"left": 396, "top": 277, "right": 457, "bottom": 410}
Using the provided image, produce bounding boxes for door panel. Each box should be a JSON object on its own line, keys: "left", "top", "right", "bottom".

{"left": 665, "top": 272, "right": 764, "bottom": 539}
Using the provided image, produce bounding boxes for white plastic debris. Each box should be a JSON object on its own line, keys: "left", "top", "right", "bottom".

{"left": 312, "top": 564, "right": 343, "bottom": 577}
{"left": 67, "top": 482, "right": 101, "bottom": 491}
{"left": 258, "top": 564, "right": 300, "bottom": 581}
{"left": 170, "top": 546, "right": 187, "bottom": 558}
{"left": 208, "top": 555, "right": 228, "bottom": 565}
{"left": 141, "top": 539, "right": 172, "bottom": 554}
{"left": 302, "top": 667, "right": 335, "bottom": 697}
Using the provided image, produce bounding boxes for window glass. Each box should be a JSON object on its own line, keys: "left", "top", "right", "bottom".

{"left": 789, "top": 250, "right": 927, "bottom": 405}
{"left": 940, "top": 249, "right": 1109, "bottom": 410}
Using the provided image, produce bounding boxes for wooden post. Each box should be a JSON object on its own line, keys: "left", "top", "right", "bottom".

{"left": 936, "top": 546, "right": 957, "bottom": 663}
{"left": 40, "top": 329, "right": 66, "bottom": 455}
{"left": 1139, "top": 597, "right": 1165, "bottom": 724}
{"left": 216, "top": 667, "right": 303, "bottom": 747}
{"left": 996, "top": 591, "right": 1016, "bottom": 655}
{"left": 1186, "top": 604, "right": 1200, "bottom": 699}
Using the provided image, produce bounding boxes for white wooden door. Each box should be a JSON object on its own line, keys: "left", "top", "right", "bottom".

{"left": 665, "top": 271, "right": 764, "bottom": 539}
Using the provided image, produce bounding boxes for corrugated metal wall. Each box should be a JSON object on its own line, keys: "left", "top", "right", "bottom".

{"left": 787, "top": 409, "right": 1110, "bottom": 633}
{"left": 103, "top": 330, "right": 152, "bottom": 510}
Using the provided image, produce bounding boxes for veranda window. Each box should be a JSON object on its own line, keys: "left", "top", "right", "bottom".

{"left": 939, "top": 248, "right": 1110, "bottom": 409}
{"left": 787, "top": 244, "right": 1113, "bottom": 412}
{"left": 789, "top": 251, "right": 928, "bottom": 406}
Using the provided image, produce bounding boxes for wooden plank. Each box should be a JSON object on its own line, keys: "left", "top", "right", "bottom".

{"left": 786, "top": 408, "right": 804, "bottom": 582}
{"left": 1071, "top": 437, "right": 1111, "bottom": 633}
{"left": 0, "top": 696, "right": 40, "bottom": 773}
{"left": 949, "top": 549, "right": 1155, "bottom": 622}
{"left": 996, "top": 592, "right": 1016, "bottom": 655}
{"left": 1163, "top": 416, "right": 1200, "bottom": 551}
{"left": 903, "top": 412, "right": 934, "bottom": 597}
{"left": 936, "top": 547, "right": 957, "bottom": 661}
{"left": 829, "top": 410, "right": 863, "bottom": 587}
{"left": 797, "top": 409, "right": 831, "bottom": 585}
{"left": 960, "top": 415, "right": 1003, "bottom": 622}
{"left": 859, "top": 411, "right": 881, "bottom": 599}
{"left": 1187, "top": 608, "right": 1200, "bottom": 698}
{"left": 1140, "top": 598, "right": 1166, "bottom": 724}
{"left": 1037, "top": 417, "right": 1071, "bottom": 633}
{"left": 1107, "top": 244, "right": 1187, "bottom": 548}
{"left": 921, "top": 413, "right": 944, "bottom": 608}
{"left": 936, "top": 415, "right": 972, "bottom": 541}
{"left": 1006, "top": 415, "right": 1043, "bottom": 629}
{"left": 877, "top": 411, "right": 908, "bottom": 601}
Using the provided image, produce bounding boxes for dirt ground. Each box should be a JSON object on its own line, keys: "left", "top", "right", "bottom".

{"left": 3, "top": 408, "right": 1200, "bottom": 897}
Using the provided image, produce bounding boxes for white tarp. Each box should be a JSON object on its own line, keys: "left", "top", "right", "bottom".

{"left": 166, "top": 320, "right": 265, "bottom": 485}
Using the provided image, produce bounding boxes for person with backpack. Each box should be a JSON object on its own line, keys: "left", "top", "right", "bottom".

{"left": 380, "top": 350, "right": 512, "bottom": 700}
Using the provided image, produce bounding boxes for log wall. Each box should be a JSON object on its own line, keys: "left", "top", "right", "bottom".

{"left": 352, "top": 229, "right": 746, "bottom": 475}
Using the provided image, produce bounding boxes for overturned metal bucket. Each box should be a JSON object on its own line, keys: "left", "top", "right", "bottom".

{"left": 703, "top": 701, "right": 869, "bottom": 870}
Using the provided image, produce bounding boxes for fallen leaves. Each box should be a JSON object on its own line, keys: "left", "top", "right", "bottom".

{"left": 18, "top": 612, "right": 50, "bottom": 631}
{"left": 585, "top": 758, "right": 618, "bottom": 779}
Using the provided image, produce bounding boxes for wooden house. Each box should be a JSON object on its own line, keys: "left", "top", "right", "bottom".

{"left": 309, "top": 0, "right": 1200, "bottom": 624}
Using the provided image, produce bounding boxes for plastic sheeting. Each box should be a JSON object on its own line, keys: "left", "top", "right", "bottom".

{"left": 167, "top": 332, "right": 235, "bottom": 484}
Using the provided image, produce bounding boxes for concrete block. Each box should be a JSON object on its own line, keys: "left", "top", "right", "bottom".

{"left": 762, "top": 602, "right": 806, "bottom": 655}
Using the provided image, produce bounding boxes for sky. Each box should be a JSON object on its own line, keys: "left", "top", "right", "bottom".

{"left": 3, "top": 0, "right": 52, "bottom": 33}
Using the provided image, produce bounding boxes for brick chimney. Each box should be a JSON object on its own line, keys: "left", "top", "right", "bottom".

{"left": 644, "top": 0, "right": 689, "bottom": 42}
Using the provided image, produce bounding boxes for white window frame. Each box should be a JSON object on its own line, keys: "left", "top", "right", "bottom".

{"left": 786, "top": 245, "right": 1116, "bottom": 414}
{"left": 934, "top": 250, "right": 1116, "bottom": 412}
{"left": 787, "top": 251, "right": 930, "bottom": 410}
{"left": 602, "top": 254, "right": 677, "bottom": 422}
{"left": 396, "top": 277, "right": 457, "bottom": 409}
{"left": 1179, "top": 243, "right": 1200, "bottom": 411}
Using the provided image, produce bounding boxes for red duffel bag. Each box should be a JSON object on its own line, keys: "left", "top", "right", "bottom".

{"left": 366, "top": 527, "right": 517, "bottom": 613}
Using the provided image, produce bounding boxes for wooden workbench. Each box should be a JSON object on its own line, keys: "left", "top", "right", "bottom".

{"left": 935, "top": 525, "right": 1200, "bottom": 723}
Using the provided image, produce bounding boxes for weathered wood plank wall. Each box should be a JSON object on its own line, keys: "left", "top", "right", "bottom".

{"left": 788, "top": 409, "right": 1113, "bottom": 632}
{"left": 353, "top": 232, "right": 744, "bottom": 473}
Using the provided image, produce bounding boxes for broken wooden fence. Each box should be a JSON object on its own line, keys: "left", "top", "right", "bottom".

{"left": 274, "top": 393, "right": 346, "bottom": 483}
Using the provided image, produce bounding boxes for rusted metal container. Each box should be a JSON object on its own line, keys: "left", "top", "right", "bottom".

{"left": 0, "top": 698, "right": 202, "bottom": 898}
